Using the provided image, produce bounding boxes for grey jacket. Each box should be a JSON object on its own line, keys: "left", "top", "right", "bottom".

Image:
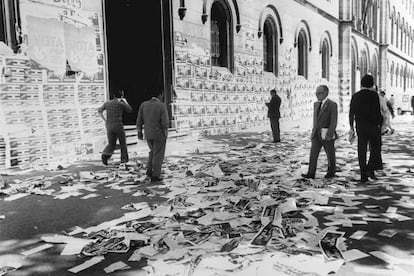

{"left": 136, "top": 98, "right": 169, "bottom": 140}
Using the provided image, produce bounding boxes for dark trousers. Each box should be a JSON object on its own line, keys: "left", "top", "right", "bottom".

{"left": 308, "top": 138, "right": 336, "bottom": 176}
{"left": 102, "top": 123, "right": 129, "bottom": 163}
{"left": 269, "top": 117, "right": 280, "bottom": 141}
{"left": 370, "top": 134, "right": 383, "bottom": 170}
{"left": 146, "top": 138, "right": 166, "bottom": 178}
{"left": 356, "top": 125, "right": 381, "bottom": 176}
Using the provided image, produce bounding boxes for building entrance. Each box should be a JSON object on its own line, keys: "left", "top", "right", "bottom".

{"left": 104, "top": 0, "right": 172, "bottom": 125}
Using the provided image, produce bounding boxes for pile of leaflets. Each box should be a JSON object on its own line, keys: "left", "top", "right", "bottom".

{"left": 1, "top": 130, "right": 414, "bottom": 275}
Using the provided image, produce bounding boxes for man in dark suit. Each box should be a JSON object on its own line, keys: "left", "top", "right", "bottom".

{"left": 136, "top": 90, "right": 169, "bottom": 182}
{"left": 265, "top": 89, "right": 282, "bottom": 142}
{"left": 349, "top": 74, "right": 382, "bottom": 183}
{"left": 302, "top": 85, "right": 338, "bottom": 179}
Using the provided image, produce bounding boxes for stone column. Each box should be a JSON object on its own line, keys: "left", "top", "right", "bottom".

{"left": 378, "top": 0, "right": 388, "bottom": 90}
{"left": 338, "top": 0, "right": 353, "bottom": 113}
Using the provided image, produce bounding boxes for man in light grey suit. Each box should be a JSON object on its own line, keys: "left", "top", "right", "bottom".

{"left": 137, "top": 90, "right": 169, "bottom": 182}
{"left": 302, "top": 85, "right": 338, "bottom": 179}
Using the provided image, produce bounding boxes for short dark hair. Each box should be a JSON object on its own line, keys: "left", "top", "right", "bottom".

{"left": 151, "top": 89, "right": 162, "bottom": 98}
{"left": 270, "top": 89, "right": 276, "bottom": 94}
{"left": 361, "top": 74, "right": 374, "bottom": 88}
{"left": 113, "top": 89, "right": 123, "bottom": 98}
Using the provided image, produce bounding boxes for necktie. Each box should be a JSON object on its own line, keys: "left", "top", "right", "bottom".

{"left": 317, "top": 101, "right": 322, "bottom": 116}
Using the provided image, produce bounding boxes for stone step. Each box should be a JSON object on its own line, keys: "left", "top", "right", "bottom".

{"left": 123, "top": 126, "right": 190, "bottom": 145}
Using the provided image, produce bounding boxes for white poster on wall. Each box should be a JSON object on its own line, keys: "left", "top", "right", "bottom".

{"left": 26, "top": 16, "right": 66, "bottom": 75}
{"left": 64, "top": 24, "right": 98, "bottom": 76}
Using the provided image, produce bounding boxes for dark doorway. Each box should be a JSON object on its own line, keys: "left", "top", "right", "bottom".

{"left": 104, "top": 0, "right": 169, "bottom": 125}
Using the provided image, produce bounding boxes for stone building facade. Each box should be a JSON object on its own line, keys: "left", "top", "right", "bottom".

{"left": 1, "top": 0, "right": 413, "bottom": 168}
{"left": 171, "top": 0, "right": 340, "bottom": 134}
{"left": 171, "top": 0, "right": 414, "bottom": 131}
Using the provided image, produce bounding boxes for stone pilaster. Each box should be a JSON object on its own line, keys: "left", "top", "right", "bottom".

{"left": 378, "top": 0, "right": 388, "bottom": 90}
{"left": 338, "top": 0, "right": 353, "bottom": 113}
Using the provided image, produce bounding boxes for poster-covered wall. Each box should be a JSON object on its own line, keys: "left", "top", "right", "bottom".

{"left": 0, "top": 0, "right": 106, "bottom": 168}
{"left": 171, "top": 0, "right": 339, "bottom": 135}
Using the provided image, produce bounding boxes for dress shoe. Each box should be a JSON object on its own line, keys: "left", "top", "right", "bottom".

{"left": 301, "top": 173, "right": 315, "bottom": 179}
{"left": 151, "top": 176, "right": 163, "bottom": 182}
{"left": 360, "top": 176, "right": 369, "bottom": 183}
{"left": 273, "top": 139, "right": 281, "bottom": 143}
{"left": 324, "top": 173, "right": 336, "bottom": 179}
{"left": 101, "top": 154, "right": 108, "bottom": 165}
{"left": 365, "top": 170, "right": 378, "bottom": 180}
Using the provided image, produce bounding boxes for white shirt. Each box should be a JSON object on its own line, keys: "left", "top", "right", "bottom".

{"left": 321, "top": 97, "right": 328, "bottom": 107}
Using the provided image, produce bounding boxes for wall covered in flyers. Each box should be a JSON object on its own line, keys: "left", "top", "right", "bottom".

{"left": 0, "top": 54, "right": 107, "bottom": 169}
{"left": 171, "top": 30, "right": 338, "bottom": 135}
{"left": 0, "top": 0, "right": 107, "bottom": 168}
{"left": 170, "top": 0, "right": 340, "bottom": 135}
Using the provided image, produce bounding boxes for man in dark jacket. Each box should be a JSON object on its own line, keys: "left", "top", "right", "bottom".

{"left": 265, "top": 89, "right": 282, "bottom": 143}
{"left": 411, "top": 95, "right": 414, "bottom": 115}
{"left": 137, "top": 90, "right": 169, "bottom": 182}
{"left": 349, "top": 75, "right": 382, "bottom": 183}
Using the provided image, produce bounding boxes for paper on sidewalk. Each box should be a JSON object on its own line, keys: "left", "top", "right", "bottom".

{"left": 21, "top": 244, "right": 54, "bottom": 256}
{"left": 103, "top": 261, "right": 130, "bottom": 273}
{"left": 349, "top": 230, "right": 367, "bottom": 240}
{"left": 342, "top": 249, "right": 369, "bottom": 262}
{"left": 68, "top": 256, "right": 105, "bottom": 273}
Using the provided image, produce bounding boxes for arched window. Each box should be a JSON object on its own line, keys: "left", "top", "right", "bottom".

{"left": 360, "top": 50, "right": 368, "bottom": 80}
{"left": 0, "top": 0, "right": 20, "bottom": 51}
{"left": 352, "top": 0, "right": 357, "bottom": 20}
{"left": 391, "top": 15, "right": 394, "bottom": 45}
{"left": 404, "top": 67, "right": 407, "bottom": 90}
{"left": 371, "top": 55, "right": 378, "bottom": 84}
{"left": 412, "top": 32, "right": 414, "bottom": 56}
{"left": 211, "top": 0, "right": 233, "bottom": 71}
{"left": 406, "top": 25, "right": 409, "bottom": 53}
{"left": 401, "top": 21, "right": 404, "bottom": 50}
{"left": 395, "top": 64, "right": 400, "bottom": 87}
{"left": 321, "top": 39, "right": 330, "bottom": 80}
{"left": 373, "top": 1, "right": 378, "bottom": 39}
{"left": 351, "top": 44, "right": 357, "bottom": 94}
{"left": 396, "top": 15, "right": 399, "bottom": 48}
{"left": 412, "top": 71, "right": 414, "bottom": 87}
{"left": 263, "top": 16, "right": 278, "bottom": 76}
{"left": 297, "top": 30, "right": 308, "bottom": 78}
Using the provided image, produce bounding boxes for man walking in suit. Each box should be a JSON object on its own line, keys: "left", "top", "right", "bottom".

{"left": 137, "top": 90, "right": 169, "bottom": 182}
{"left": 98, "top": 89, "right": 132, "bottom": 166}
{"left": 265, "top": 89, "right": 282, "bottom": 142}
{"left": 302, "top": 85, "right": 338, "bottom": 179}
{"left": 349, "top": 74, "right": 382, "bottom": 183}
